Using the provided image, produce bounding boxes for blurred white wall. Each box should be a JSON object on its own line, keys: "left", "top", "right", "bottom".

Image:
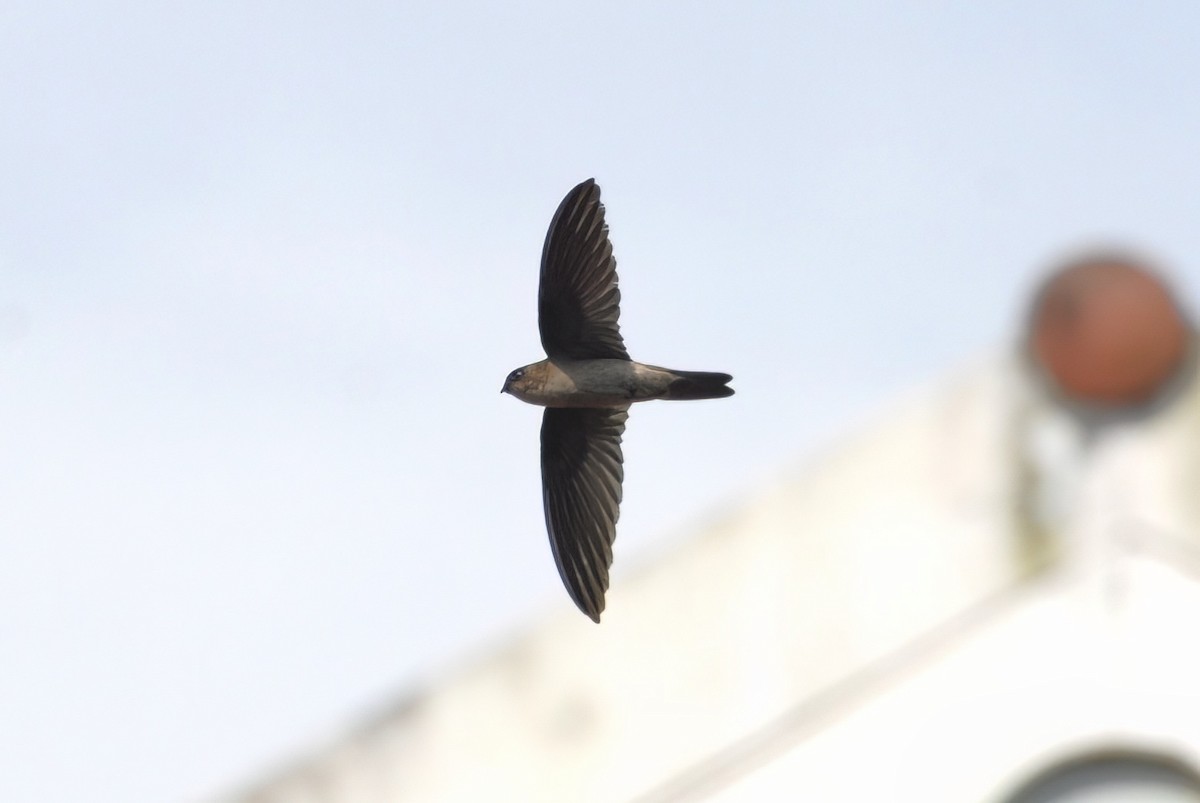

{"left": 219, "top": 347, "right": 1200, "bottom": 802}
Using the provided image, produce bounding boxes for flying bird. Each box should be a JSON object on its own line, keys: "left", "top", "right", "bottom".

{"left": 502, "top": 178, "right": 734, "bottom": 622}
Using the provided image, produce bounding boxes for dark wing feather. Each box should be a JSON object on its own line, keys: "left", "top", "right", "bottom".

{"left": 540, "top": 406, "right": 628, "bottom": 621}
{"left": 538, "top": 179, "right": 630, "bottom": 361}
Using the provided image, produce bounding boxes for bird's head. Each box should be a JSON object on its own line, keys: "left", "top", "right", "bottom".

{"left": 501, "top": 367, "right": 530, "bottom": 393}
{"left": 499, "top": 362, "right": 547, "bottom": 400}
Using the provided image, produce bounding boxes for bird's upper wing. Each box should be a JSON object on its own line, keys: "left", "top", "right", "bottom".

{"left": 540, "top": 406, "right": 628, "bottom": 622}
{"left": 538, "top": 179, "right": 630, "bottom": 361}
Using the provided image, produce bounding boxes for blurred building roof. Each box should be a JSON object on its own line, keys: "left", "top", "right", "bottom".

{"left": 220, "top": 261, "right": 1200, "bottom": 803}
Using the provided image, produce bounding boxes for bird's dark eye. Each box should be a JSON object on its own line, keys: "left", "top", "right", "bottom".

{"left": 509, "top": 369, "right": 524, "bottom": 382}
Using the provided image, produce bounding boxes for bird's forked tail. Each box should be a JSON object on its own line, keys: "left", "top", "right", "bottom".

{"left": 664, "top": 370, "right": 735, "bottom": 400}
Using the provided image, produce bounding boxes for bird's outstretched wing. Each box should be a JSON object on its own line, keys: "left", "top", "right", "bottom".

{"left": 538, "top": 179, "right": 630, "bottom": 361}
{"left": 540, "top": 406, "right": 628, "bottom": 621}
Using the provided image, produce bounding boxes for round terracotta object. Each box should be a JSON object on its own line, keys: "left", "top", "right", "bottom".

{"left": 1030, "top": 256, "right": 1191, "bottom": 407}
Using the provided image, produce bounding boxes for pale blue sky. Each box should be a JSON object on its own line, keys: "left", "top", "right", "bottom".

{"left": 5, "top": 3, "right": 1200, "bottom": 801}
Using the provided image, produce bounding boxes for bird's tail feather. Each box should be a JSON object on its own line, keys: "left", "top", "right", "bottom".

{"left": 664, "top": 370, "right": 734, "bottom": 401}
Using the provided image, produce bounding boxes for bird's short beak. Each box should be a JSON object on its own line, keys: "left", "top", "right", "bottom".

{"left": 500, "top": 382, "right": 508, "bottom": 394}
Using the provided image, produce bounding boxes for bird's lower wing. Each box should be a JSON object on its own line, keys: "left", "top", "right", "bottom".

{"left": 540, "top": 406, "right": 628, "bottom": 622}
